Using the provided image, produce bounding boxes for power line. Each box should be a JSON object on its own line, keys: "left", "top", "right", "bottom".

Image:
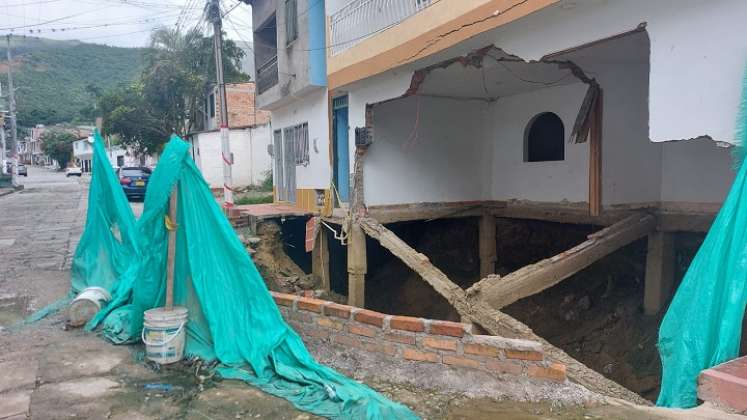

{"left": 0, "top": 4, "right": 113, "bottom": 31}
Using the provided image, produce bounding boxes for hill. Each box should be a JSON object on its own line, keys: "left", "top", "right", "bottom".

{"left": 0, "top": 36, "right": 145, "bottom": 128}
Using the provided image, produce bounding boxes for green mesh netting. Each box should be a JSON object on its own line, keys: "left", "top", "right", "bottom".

{"left": 656, "top": 73, "right": 747, "bottom": 408}
{"left": 77, "top": 134, "right": 417, "bottom": 419}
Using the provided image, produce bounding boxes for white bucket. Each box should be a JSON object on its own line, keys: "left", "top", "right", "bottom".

{"left": 68, "top": 287, "right": 112, "bottom": 327}
{"left": 142, "top": 307, "right": 188, "bottom": 364}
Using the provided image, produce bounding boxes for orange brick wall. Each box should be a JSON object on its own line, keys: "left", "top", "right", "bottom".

{"left": 271, "top": 292, "right": 567, "bottom": 383}
{"left": 213, "top": 82, "right": 271, "bottom": 128}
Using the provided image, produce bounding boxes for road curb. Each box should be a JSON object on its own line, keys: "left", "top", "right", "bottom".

{"left": 0, "top": 185, "right": 24, "bottom": 197}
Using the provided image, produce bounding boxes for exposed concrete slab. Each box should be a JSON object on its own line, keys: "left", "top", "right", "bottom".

{"left": 0, "top": 390, "right": 30, "bottom": 419}
{"left": 188, "top": 381, "right": 314, "bottom": 420}
{"left": 52, "top": 377, "right": 120, "bottom": 398}
{"left": 0, "top": 360, "right": 38, "bottom": 393}
{"left": 39, "top": 347, "right": 124, "bottom": 383}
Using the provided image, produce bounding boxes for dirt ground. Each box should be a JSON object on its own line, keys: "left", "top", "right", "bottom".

{"left": 363, "top": 218, "right": 668, "bottom": 402}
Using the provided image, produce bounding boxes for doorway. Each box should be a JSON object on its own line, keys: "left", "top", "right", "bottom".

{"left": 332, "top": 95, "right": 349, "bottom": 204}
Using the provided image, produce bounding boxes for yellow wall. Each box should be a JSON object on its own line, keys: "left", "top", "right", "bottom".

{"left": 327, "top": 0, "right": 557, "bottom": 89}
{"left": 275, "top": 188, "right": 332, "bottom": 215}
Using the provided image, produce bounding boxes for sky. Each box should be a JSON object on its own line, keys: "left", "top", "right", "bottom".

{"left": 0, "top": 0, "right": 253, "bottom": 48}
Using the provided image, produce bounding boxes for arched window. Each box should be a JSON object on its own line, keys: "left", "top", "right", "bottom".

{"left": 524, "top": 112, "right": 565, "bottom": 162}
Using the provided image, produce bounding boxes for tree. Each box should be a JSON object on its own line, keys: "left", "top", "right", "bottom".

{"left": 41, "top": 129, "right": 77, "bottom": 169}
{"left": 98, "top": 27, "right": 249, "bottom": 155}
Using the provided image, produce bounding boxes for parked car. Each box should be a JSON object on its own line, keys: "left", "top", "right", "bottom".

{"left": 117, "top": 166, "right": 151, "bottom": 201}
{"left": 17, "top": 163, "right": 27, "bottom": 176}
{"left": 66, "top": 166, "right": 82, "bottom": 177}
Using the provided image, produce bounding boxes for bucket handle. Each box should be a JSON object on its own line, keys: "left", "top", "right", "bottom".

{"left": 141, "top": 322, "right": 186, "bottom": 347}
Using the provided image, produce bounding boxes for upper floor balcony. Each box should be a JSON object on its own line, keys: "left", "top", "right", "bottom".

{"left": 329, "top": 0, "right": 433, "bottom": 56}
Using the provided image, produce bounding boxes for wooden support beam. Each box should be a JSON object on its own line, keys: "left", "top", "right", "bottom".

{"left": 588, "top": 89, "right": 603, "bottom": 216}
{"left": 478, "top": 214, "right": 497, "bottom": 278}
{"left": 644, "top": 231, "right": 675, "bottom": 315}
{"left": 467, "top": 213, "right": 656, "bottom": 310}
{"left": 165, "top": 186, "right": 178, "bottom": 310}
{"left": 358, "top": 216, "right": 649, "bottom": 404}
{"left": 312, "top": 228, "right": 331, "bottom": 292}
{"left": 347, "top": 224, "right": 366, "bottom": 307}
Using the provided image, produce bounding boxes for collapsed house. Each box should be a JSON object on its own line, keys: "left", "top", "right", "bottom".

{"left": 237, "top": 0, "right": 747, "bottom": 405}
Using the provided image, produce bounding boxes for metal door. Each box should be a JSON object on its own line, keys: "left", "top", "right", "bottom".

{"left": 332, "top": 96, "right": 349, "bottom": 203}
{"left": 282, "top": 127, "right": 297, "bottom": 203}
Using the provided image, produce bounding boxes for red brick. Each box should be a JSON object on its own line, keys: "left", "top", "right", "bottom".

{"left": 348, "top": 324, "right": 378, "bottom": 338}
{"left": 528, "top": 363, "right": 566, "bottom": 382}
{"left": 403, "top": 348, "right": 440, "bottom": 363}
{"left": 296, "top": 297, "right": 326, "bottom": 313}
{"left": 486, "top": 360, "right": 523, "bottom": 376}
{"left": 364, "top": 342, "right": 397, "bottom": 356}
{"left": 443, "top": 355, "right": 480, "bottom": 369}
{"left": 272, "top": 292, "right": 297, "bottom": 307}
{"left": 333, "top": 334, "right": 363, "bottom": 349}
{"left": 390, "top": 316, "right": 425, "bottom": 332}
{"left": 429, "top": 320, "right": 467, "bottom": 337}
{"left": 464, "top": 343, "right": 501, "bottom": 358}
{"left": 384, "top": 333, "right": 416, "bottom": 346}
{"left": 288, "top": 311, "right": 313, "bottom": 323}
{"left": 304, "top": 328, "right": 331, "bottom": 340}
{"left": 354, "top": 309, "right": 386, "bottom": 327}
{"left": 505, "top": 349, "right": 544, "bottom": 361}
{"left": 317, "top": 318, "right": 343, "bottom": 331}
{"left": 421, "top": 337, "right": 457, "bottom": 352}
{"left": 324, "top": 303, "right": 352, "bottom": 319}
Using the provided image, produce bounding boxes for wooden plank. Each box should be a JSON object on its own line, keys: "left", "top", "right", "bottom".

{"left": 588, "top": 89, "right": 602, "bottom": 216}
{"left": 467, "top": 213, "right": 656, "bottom": 309}
{"left": 165, "top": 186, "right": 178, "bottom": 310}
{"left": 358, "top": 216, "right": 649, "bottom": 404}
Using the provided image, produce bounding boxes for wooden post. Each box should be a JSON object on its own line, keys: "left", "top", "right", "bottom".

{"left": 588, "top": 89, "right": 603, "bottom": 216}
{"left": 478, "top": 214, "right": 497, "bottom": 278}
{"left": 644, "top": 231, "right": 675, "bottom": 315}
{"left": 312, "top": 228, "right": 330, "bottom": 292}
{"left": 165, "top": 185, "right": 178, "bottom": 310}
{"left": 347, "top": 224, "right": 366, "bottom": 307}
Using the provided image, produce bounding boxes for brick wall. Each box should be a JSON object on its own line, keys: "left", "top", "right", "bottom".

{"left": 212, "top": 82, "right": 271, "bottom": 129}
{"left": 272, "top": 292, "right": 567, "bottom": 383}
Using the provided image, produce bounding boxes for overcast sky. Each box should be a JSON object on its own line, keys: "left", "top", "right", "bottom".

{"left": 0, "top": 0, "right": 253, "bottom": 48}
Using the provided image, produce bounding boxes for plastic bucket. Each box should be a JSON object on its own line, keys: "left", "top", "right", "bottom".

{"left": 142, "top": 307, "right": 188, "bottom": 364}
{"left": 68, "top": 287, "right": 112, "bottom": 327}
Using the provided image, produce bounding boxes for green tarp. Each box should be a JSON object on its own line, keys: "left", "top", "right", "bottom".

{"left": 76, "top": 132, "right": 417, "bottom": 419}
{"left": 657, "top": 75, "right": 747, "bottom": 407}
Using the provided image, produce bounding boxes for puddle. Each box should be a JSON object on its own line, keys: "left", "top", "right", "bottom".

{"left": 0, "top": 294, "right": 31, "bottom": 327}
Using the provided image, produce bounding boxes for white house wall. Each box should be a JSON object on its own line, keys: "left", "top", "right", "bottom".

{"left": 364, "top": 95, "right": 488, "bottom": 206}
{"left": 270, "top": 89, "right": 330, "bottom": 190}
{"left": 465, "top": 0, "right": 747, "bottom": 145}
{"left": 196, "top": 125, "right": 272, "bottom": 188}
{"left": 486, "top": 83, "right": 589, "bottom": 203}
{"left": 660, "top": 139, "right": 734, "bottom": 204}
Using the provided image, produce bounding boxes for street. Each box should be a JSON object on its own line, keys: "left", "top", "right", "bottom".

{"left": 0, "top": 166, "right": 315, "bottom": 419}
{"left": 0, "top": 166, "right": 85, "bottom": 313}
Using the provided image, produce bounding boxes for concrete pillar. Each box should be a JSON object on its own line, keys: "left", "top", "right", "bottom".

{"left": 347, "top": 224, "right": 366, "bottom": 307}
{"left": 312, "top": 229, "right": 330, "bottom": 292}
{"left": 644, "top": 231, "right": 675, "bottom": 315}
{"left": 479, "top": 214, "right": 497, "bottom": 278}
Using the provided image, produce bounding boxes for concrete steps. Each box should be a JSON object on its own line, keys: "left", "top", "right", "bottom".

{"left": 698, "top": 355, "right": 747, "bottom": 414}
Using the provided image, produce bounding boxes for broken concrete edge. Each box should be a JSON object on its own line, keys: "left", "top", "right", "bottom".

{"left": 271, "top": 291, "right": 568, "bottom": 384}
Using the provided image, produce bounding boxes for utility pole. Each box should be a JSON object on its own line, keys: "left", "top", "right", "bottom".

{"left": 207, "top": 0, "right": 233, "bottom": 210}
{"left": 6, "top": 35, "right": 17, "bottom": 182}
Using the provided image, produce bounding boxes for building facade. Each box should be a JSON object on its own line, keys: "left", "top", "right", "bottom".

{"left": 189, "top": 81, "right": 273, "bottom": 188}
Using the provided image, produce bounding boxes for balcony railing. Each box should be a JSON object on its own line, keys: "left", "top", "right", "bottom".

{"left": 330, "top": 0, "right": 432, "bottom": 56}
{"left": 256, "top": 55, "right": 279, "bottom": 94}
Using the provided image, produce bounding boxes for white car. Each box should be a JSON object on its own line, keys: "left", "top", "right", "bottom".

{"left": 65, "top": 166, "right": 82, "bottom": 177}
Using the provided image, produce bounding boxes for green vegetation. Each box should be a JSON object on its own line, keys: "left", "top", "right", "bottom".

{"left": 235, "top": 194, "right": 273, "bottom": 205}
{"left": 40, "top": 129, "right": 77, "bottom": 169}
{"left": 0, "top": 36, "right": 145, "bottom": 127}
{"left": 98, "top": 27, "right": 249, "bottom": 156}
